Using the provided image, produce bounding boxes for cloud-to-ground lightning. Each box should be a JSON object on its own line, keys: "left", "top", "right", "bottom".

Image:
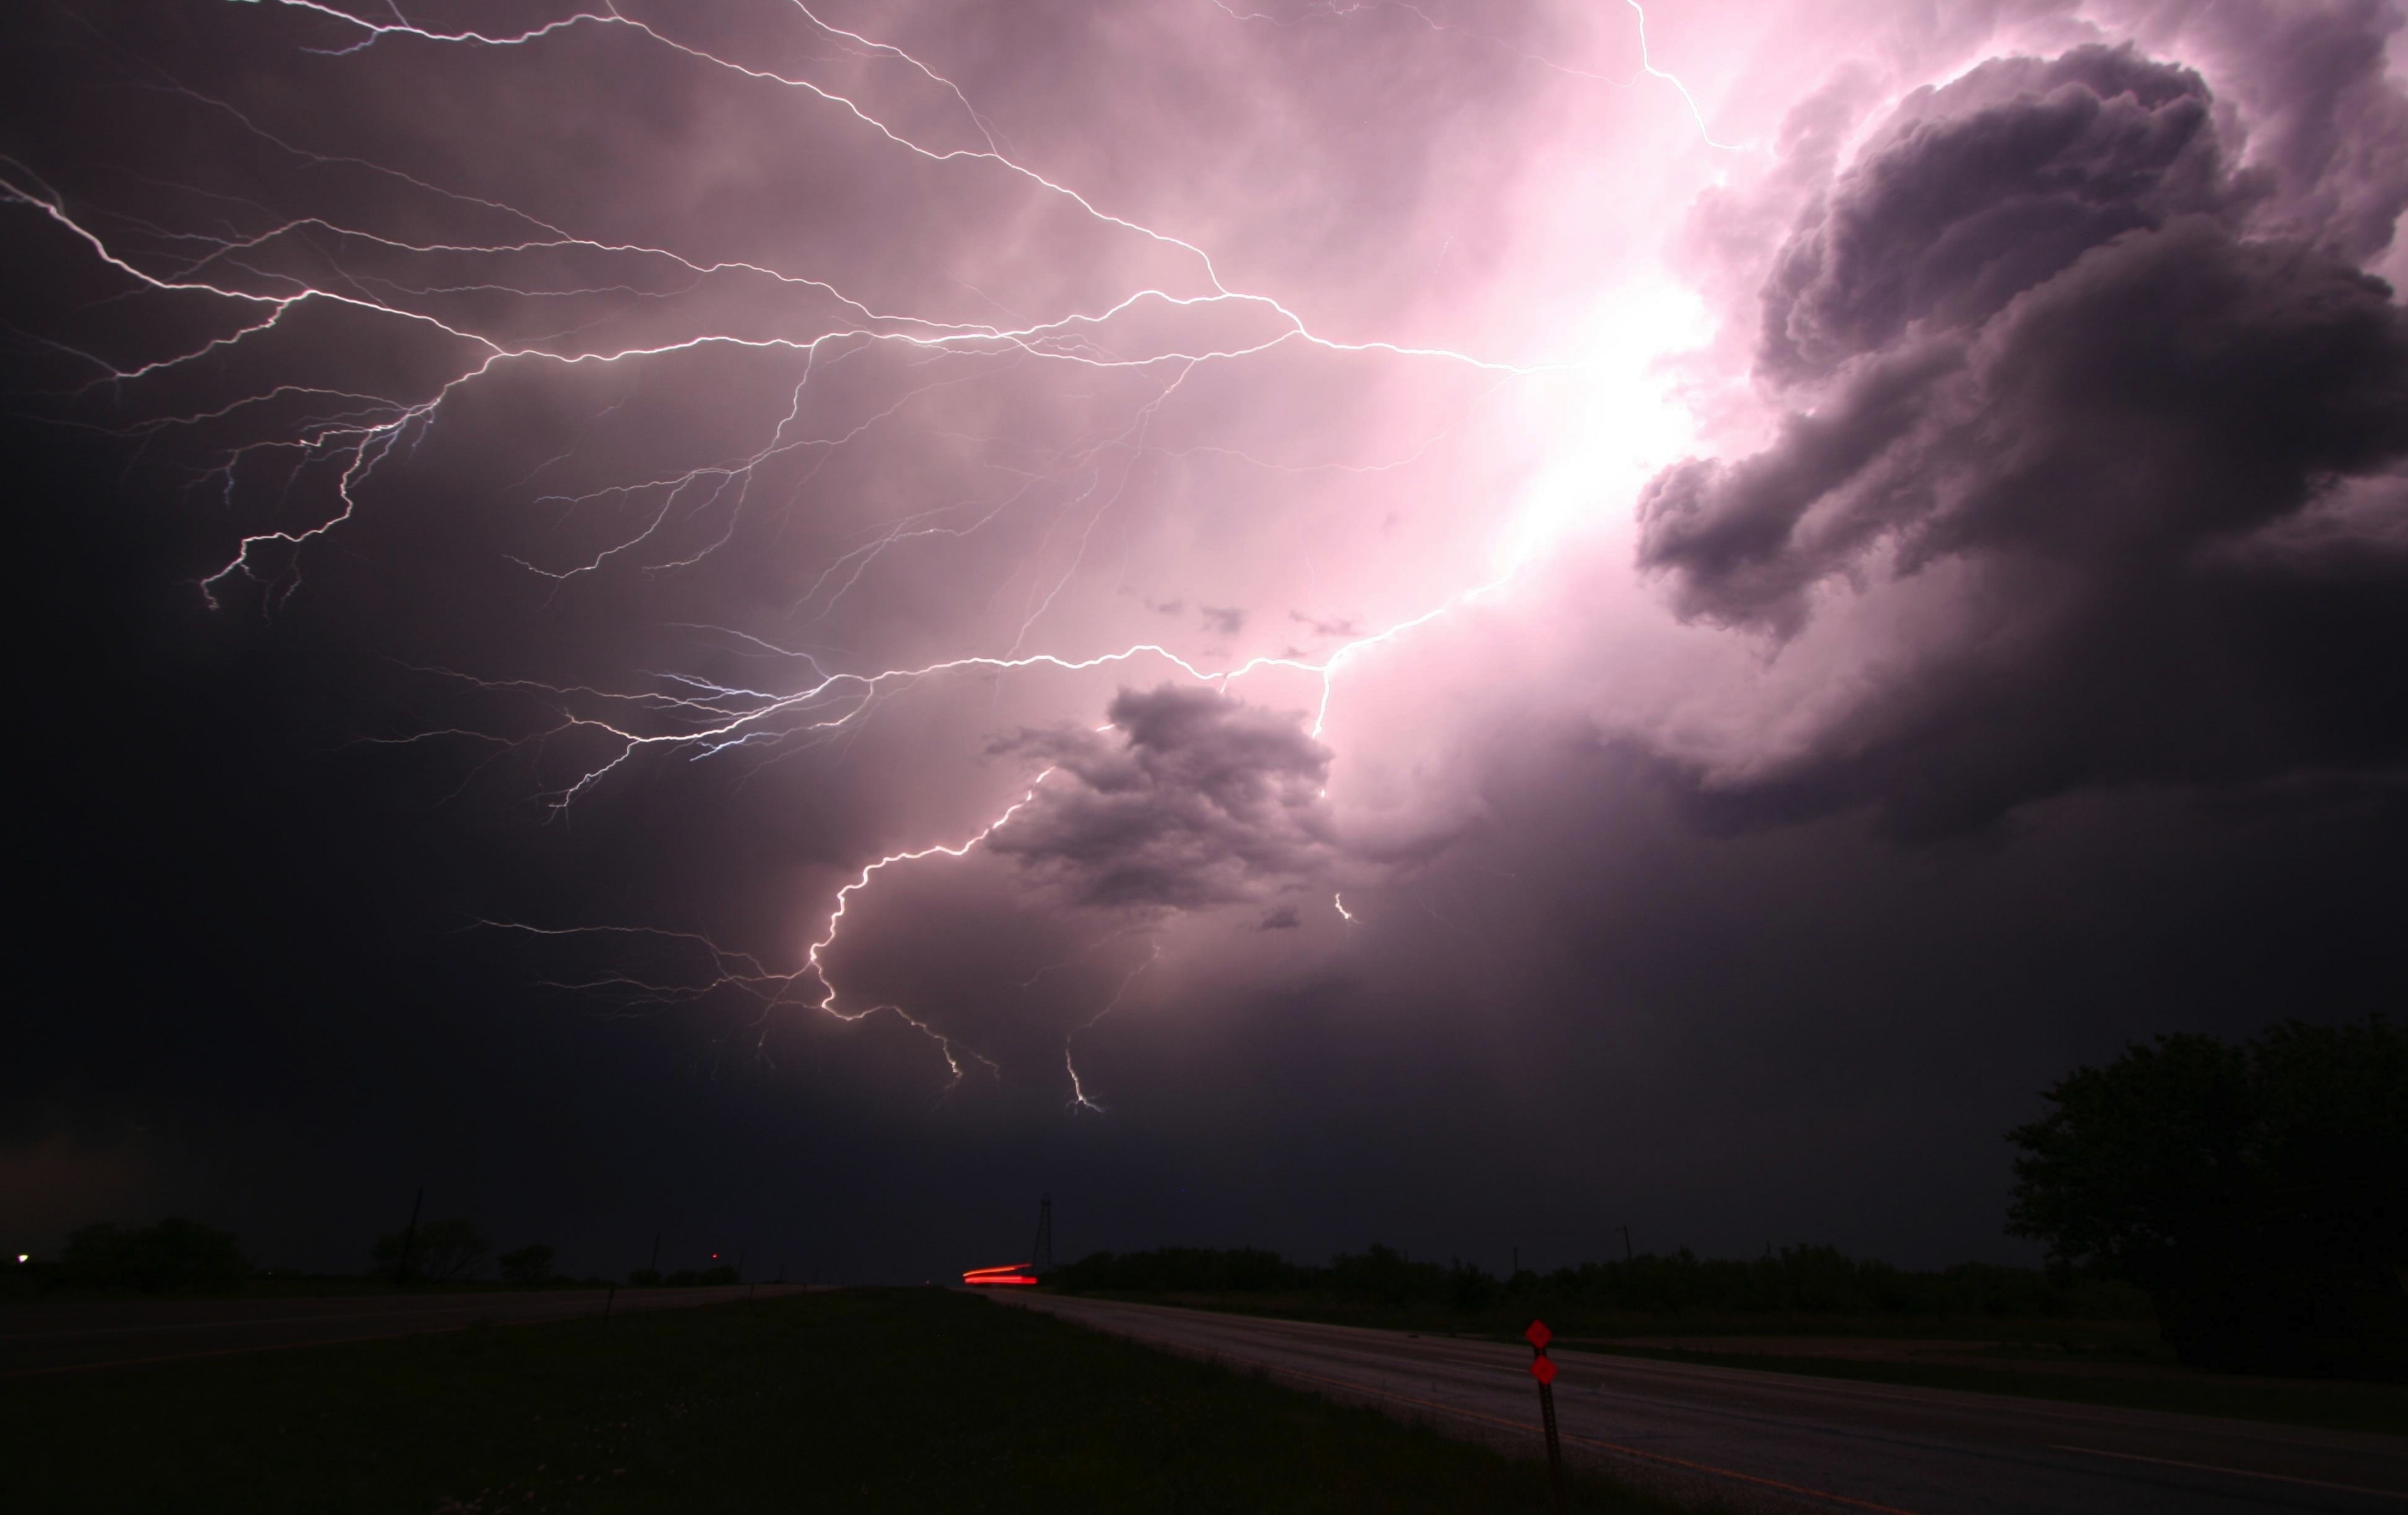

{"left": 7, "top": 0, "right": 1734, "bottom": 1100}
{"left": 1065, "top": 945, "right": 1161, "bottom": 1113}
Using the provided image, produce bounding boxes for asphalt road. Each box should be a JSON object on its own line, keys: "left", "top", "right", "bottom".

{"left": 0, "top": 1284, "right": 817, "bottom": 1376}
{"left": 1003, "top": 1294, "right": 2408, "bottom": 1515}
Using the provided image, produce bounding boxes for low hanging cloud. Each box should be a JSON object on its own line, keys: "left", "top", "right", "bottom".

{"left": 1637, "top": 27, "right": 2408, "bottom": 833}
{"left": 986, "top": 685, "right": 1338, "bottom": 910}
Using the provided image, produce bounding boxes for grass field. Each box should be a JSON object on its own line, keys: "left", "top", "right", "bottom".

{"left": 1046, "top": 1292, "right": 2407, "bottom": 1437}
{"left": 6, "top": 1289, "right": 1681, "bottom": 1514}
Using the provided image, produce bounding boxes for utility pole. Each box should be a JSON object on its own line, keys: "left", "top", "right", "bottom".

{"left": 1621, "top": 1225, "right": 1633, "bottom": 1262}
{"left": 648, "top": 1230, "right": 662, "bottom": 1276}
{"left": 394, "top": 1188, "right": 423, "bottom": 1288}
{"left": 1031, "top": 1193, "right": 1053, "bottom": 1276}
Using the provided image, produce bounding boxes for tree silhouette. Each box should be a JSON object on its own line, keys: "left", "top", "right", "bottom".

{"left": 61, "top": 1218, "right": 248, "bottom": 1291}
{"left": 371, "top": 1217, "right": 489, "bottom": 1283}
{"left": 498, "top": 1244, "right": 556, "bottom": 1286}
{"left": 2009, "top": 1016, "right": 2407, "bottom": 1376}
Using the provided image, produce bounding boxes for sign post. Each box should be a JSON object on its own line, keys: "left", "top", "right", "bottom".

{"left": 1526, "top": 1318, "right": 1567, "bottom": 1513}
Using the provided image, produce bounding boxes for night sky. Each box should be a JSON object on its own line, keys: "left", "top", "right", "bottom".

{"left": 6, "top": 0, "right": 2405, "bottom": 1284}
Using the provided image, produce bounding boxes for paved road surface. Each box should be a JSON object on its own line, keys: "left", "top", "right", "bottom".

{"left": 1004, "top": 1294, "right": 2408, "bottom": 1514}
{"left": 1, "top": 1285, "right": 817, "bottom": 1376}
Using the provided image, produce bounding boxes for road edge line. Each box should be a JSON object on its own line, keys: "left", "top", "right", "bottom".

{"left": 2046, "top": 1444, "right": 2408, "bottom": 1500}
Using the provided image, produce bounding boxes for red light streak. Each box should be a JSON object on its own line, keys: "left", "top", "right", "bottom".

{"left": 962, "top": 1262, "right": 1040, "bottom": 1286}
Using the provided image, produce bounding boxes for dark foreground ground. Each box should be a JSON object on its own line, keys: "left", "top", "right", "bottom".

{"left": 3, "top": 1289, "right": 1677, "bottom": 1514}
{"left": 0, "top": 1285, "right": 815, "bottom": 1375}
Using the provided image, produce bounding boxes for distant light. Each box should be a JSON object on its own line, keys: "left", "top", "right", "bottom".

{"left": 14, "top": 1254, "right": 26, "bottom": 1264}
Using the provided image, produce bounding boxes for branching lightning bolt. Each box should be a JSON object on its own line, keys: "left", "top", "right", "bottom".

{"left": 9, "top": 0, "right": 1729, "bottom": 1100}
{"left": 1065, "top": 944, "right": 1161, "bottom": 1114}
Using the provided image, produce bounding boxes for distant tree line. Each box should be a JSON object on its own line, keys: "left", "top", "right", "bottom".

{"left": 8, "top": 1214, "right": 588, "bottom": 1295}
{"left": 626, "top": 1264, "right": 743, "bottom": 1287}
{"left": 371, "top": 1217, "right": 491, "bottom": 1283}
{"left": 1049, "top": 1243, "right": 2148, "bottom": 1320}
{"left": 1057, "top": 1015, "right": 2406, "bottom": 1381}
{"left": 54, "top": 1218, "right": 250, "bottom": 1291}
{"left": 363, "top": 1216, "right": 747, "bottom": 1287}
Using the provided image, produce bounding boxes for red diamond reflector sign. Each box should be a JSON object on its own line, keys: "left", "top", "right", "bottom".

{"left": 1529, "top": 1353, "right": 1558, "bottom": 1385}
{"left": 1524, "top": 1320, "right": 1552, "bottom": 1351}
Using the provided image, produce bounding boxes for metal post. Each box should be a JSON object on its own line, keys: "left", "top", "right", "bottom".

{"left": 394, "top": 1188, "right": 423, "bottom": 1288}
{"left": 1540, "top": 1377, "right": 1566, "bottom": 1513}
{"left": 1526, "top": 1320, "right": 1566, "bottom": 1514}
{"left": 603, "top": 1284, "right": 615, "bottom": 1320}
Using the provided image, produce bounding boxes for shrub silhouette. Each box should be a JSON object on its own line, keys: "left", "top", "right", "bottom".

{"left": 61, "top": 1218, "right": 248, "bottom": 1292}
{"left": 498, "top": 1244, "right": 556, "bottom": 1286}
{"left": 371, "top": 1217, "right": 490, "bottom": 1283}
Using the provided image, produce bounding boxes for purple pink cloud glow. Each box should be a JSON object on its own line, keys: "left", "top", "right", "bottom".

{"left": 6, "top": 0, "right": 2403, "bottom": 1114}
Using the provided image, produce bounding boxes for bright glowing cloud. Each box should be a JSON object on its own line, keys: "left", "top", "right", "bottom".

{"left": 6, "top": 0, "right": 2403, "bottom": 1108}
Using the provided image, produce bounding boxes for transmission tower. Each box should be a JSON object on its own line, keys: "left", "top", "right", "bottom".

{"left": 1031, "top": 1193, "right": 1053, "bottom": 1275}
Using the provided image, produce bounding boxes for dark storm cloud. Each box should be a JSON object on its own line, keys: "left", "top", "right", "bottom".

{"left": 1755, "top": 45, "right": 2230, "bottom": 385}
{"left": 986, "top": 684, "right": 1335, "bottom": 909}
{"left": 1290, "top": 611, "right": 1361, "bottom": 639}
{"left": 1198, "top": 604, "right": 1247, "bottom": 636}
{"left": 1637, "top": 35, "right": 2408, "bottom": 831}
{"left": 2171, "top": 0, "right": 2408, "bottom": 262}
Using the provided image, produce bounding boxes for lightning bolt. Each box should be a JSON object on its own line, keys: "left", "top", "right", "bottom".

{"left": 11, "top": 0, "right": 1730, "bottom": 1101}
{"left": 1065, "top": 944, "right": 1161, "bottom": 1114}
{"left": 803, "top": 771, "right": 1056, "bottom": 1027}
{"left": 1624, "top": 0, "right": 1745, "bottom": 152}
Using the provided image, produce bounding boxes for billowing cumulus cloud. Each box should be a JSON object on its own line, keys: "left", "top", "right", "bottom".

{"left": 987, "top": 685, "right": 1336, "bottom": 910}
{"left": 1754, "top": 47, "right": 2231, "bottom": 387}
{"left": 2156, "top": 0, "right": 2408, "bottom": 264}
{"left": 1635, "top": 27, "right": 2408, "bottom": 831}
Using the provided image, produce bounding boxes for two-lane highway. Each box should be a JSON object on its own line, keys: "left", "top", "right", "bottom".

{"left": 1003, "top": 1294, "right": 2408, "bottom": 1514}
